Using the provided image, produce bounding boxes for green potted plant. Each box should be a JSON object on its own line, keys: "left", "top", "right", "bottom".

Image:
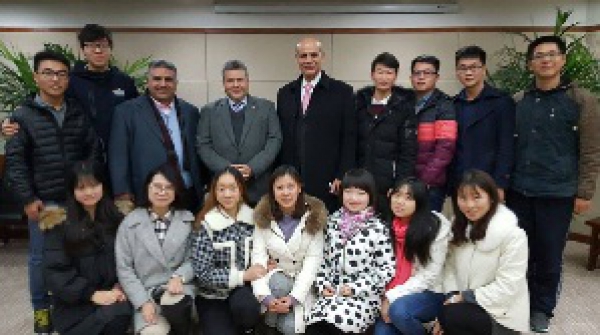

{"left": 489, "top": 8, "right": 600, "bottom": 96}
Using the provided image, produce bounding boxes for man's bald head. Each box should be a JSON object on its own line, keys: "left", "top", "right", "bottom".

{"left": 295, "top": 37, "right": 325, "bottom": 81}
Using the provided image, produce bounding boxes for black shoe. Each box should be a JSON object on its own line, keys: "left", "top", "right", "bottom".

{"left": 530, "top": 311, "right": 550, "bottom": 333}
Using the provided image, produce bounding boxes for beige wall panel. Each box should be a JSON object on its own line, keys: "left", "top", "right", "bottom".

{"left": 206, "top": 34, "right": 332, "bottom": 82}
{"left": 111, "top": 33, "right": 206, "bottom": 82}
{"left": 331, "top": 33, "right": 459, "bottom": 82}
{"left": 206, "top": 80, "right": 288, "bottom": 105}
{"left": 586, "top": 32, "right": 600, "bottom": 56}
{"left": 175, "top": 80, "right": 208, "bottom": 108}
{"left": 0, "top": 32, "right": 77, "bottom": 56}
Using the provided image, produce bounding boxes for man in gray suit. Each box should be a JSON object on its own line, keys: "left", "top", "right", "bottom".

{"left": 197, "top": 60, "right": 282, "bottom": 205}
{"left": 110, "top": 60, "right": 204, "bottom": 212}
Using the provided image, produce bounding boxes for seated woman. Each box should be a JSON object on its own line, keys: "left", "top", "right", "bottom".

{"left": 191, "top": 167, "right": 262, "bottom": 334}
{"left": 115, "top": 163, "right": 195, "bottom": 335}
{"left": 252, "top": 165, "right": 328, "bottom": 334}
{"left": 434, "top": 170, "right": 529, "bottom": 335}
{"left": 374, "top": 178, "right": 451, "bottom": 335}
{"left": 306, "top": 168, "right": 395, "bottom": 335}
{"left": 44, "top": 160, "right": 132, "bottom": 335}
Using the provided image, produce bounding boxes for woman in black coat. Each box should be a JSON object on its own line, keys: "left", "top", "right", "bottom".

{"left": 43, "top": 161, "right": 131, "bottom": 335}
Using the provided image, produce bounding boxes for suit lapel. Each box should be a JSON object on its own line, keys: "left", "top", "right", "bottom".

{"left": 139, "top": 97, "right": 164, "bottom": 142}
{"left": 136, "top": 211, "right": 169, "bottom": 267}
{"left": 464, "top": 106, "right": 494, "bottom": 129}
{"left": 239, "top": 96, "right": 257, "bottom": 148}
{"left": 216, "top": 99, "right": 237, "bottom": 146}
{"left": 161, "top": 211, "right": 192, "bottom": 263}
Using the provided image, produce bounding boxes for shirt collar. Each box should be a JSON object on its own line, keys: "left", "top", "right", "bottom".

{"left": 415, "top": 91, "right": 433, "bottom": 111}
{"left": 228, "top": 96, "right": 248, "bottom": 110}
{"left": 372, "top": 93, "right": 391, "bottom": 105}
{"left": 151, "top": 96, "right": 175, "bottom": 113}
{"left": 34, "top": 94, "right": 66, "bottom": 113}
{"left": 148, "top": 208, "right": 173, "bottom": 222}
{"left": 302, "top": 71, "right": 322, "bottom": 89}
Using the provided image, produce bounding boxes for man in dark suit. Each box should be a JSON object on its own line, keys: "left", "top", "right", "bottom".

{"left": 197, "top": 60, "right": 282, "bottom": 205}
{"left": 109, "top": 60, "right": 204, "bottom": 211}
{"left": 277, "top": 37, "right": 357, "bottom": 212}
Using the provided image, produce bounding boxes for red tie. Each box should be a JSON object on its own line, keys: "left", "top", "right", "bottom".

{"left": 302, "top": 83, "right": 313, "bottom": 114}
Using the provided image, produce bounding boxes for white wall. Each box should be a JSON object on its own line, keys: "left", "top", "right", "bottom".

{"left": 0, "top": 0, "right": 589, "bottom": 28}
{"left": 589, "top": 0, "right": 600, "bottom": 24}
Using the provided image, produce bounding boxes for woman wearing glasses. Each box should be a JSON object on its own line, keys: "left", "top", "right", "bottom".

{"left": 115, "top": 164, "right": 195, "bottom": 335}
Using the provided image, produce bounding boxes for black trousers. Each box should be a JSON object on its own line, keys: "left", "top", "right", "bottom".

{"left": 161, "top": 295, "right": 193, "bottom": 335}
{"left": 305, "top": 321, "right": 361, "bottom": 335}
{"left": 438, "top": 302, "right": 492, "bottom": 335}
{"left": 63, "top": 302, "right": 132, "bottom": 335}
{"left": 195, "top": 285, "right": 261, "bottom": 335}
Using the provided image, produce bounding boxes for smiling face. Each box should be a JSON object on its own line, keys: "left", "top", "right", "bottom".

{"left": 147, "top": 66, "right": 177, "bottom": 104}
{"left": 390, "top": 185, "right": 417, "bottom": 219}
{"left": 371, "top": 64, "right": 398, "bottom": 93}
{"left": 528, "top": 42, "right": 565, "bottom": 81}
{"left": 148, "top": 173, "right": 175, "bottom": 211}
{"left": 457, "top": 185, "right": 492, "bottom": 223}
{"left": 410, "top": 62, "right": 439, "bottom": 95}
{"left": 273, "top": 174, "right": 302, "bottom": 215}
{"left": 215, "top": 172, "right": 242, "bottom": 214}
{"left": 34, "top": 60, "right": 69, "bottom": 100}
{"left": 223, "top": 69, "right": 249, "bottom": 102}
{"left": 342, "top": 187, "right": 370, "bottom": 213}
{"left": 295, "top": 38, "right": 324, "bottom": 81}
{"left": 74, "top": 178, "right": 103, "bottom": 211}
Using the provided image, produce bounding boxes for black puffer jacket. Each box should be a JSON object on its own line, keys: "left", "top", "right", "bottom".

{"left": 356, "top": 86, "right": 418, "bottom": 194}
{"left": 5, "top": 97, "right": 101, "bottom": 205}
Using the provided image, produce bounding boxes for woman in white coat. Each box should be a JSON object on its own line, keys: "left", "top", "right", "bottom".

{"left": 115, "top": 164, "right": 195, "bottom": 335}
{"left": 252, "top": 165, "right": 328, "bottom": 334}
{"left": 434, "top": 170, "right": 529, "bottom": 335}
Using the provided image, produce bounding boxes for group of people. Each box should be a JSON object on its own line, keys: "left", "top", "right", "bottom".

{"left": 1, "top": 22, "right": 599, "bottom": 335}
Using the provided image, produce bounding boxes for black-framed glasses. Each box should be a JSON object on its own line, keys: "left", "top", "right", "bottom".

{"left": 38, "top": 69, "right": 68, "bottom": 80}
{"left": 456, "top": 65, "right": 484, "bottom": 73}
{"left": 411, "top": 70, "right": 438, "bottom": 77}
{"left": 531, "top": 51, "right": 563, "bottom": 61}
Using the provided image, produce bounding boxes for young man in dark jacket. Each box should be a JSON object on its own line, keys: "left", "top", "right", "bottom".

{"left": 356, "top": 52, "right": 417, "bottom": 217}
{"left": 507, "top": 36, "right": 600, "bottom": 333}
{"left": 5, "top": 50, "right": 101, "bottom": 334}
{"left": 410, "top": 55, "right": 457, "bottom": 212}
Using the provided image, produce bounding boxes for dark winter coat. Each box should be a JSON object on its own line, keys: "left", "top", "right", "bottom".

{"left": 5, "top": 97, "right": 101, "bottom": 206}
{"left": 356, "top": 86, "right": 417, "bottom": 194}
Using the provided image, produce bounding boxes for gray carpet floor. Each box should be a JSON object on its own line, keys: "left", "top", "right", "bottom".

{"left": 0, "top": 240, "right": 598, "bottom": 334}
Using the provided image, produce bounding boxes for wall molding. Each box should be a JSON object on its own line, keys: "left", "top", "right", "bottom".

{"left": 0, "top": 25, "right": 599, "bottom": 34}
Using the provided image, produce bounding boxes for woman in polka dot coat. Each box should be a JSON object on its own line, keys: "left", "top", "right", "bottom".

{"left": 306, "top": 169, "right": 395, "bottom": 334}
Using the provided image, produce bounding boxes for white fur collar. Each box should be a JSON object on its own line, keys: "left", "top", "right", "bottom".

{"left": 203, "top": 204, "right": 254, "bottom": 231}
{"left": 475, "top": 204, "right": 519, "bottom": 252}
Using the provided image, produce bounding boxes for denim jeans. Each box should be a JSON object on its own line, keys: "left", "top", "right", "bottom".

{"left": 29, "top": 219, "right": 50, "bottom": 310}
{"left": 374, "top": 290, "right": 445, "bottom": 335}
{"left": 506, "top": 190, "right": 574, "bottom": 317}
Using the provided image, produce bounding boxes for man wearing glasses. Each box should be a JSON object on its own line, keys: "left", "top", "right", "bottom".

{"left": 507, "top": 36, "right": 600, "bottom": 333}
{"left": 4, "top": 51, "right": 101, "bottom": 335}
{"left": 2, "top": 24, "right": 138, "bottom": 158}
{"left": 410, "top": 55, "right": 457, "bottom": 212}
{"left": 451, "top": 45, "right": 515, "bottom": 201}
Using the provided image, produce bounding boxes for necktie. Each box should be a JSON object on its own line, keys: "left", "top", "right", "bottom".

{"left": 302, "top": 83, "right": 313, "bottom": 114}
{"left": 232, "top": 101, "right": 245, "bottom": 113}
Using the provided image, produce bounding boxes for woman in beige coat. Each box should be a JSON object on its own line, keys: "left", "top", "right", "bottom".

{"left": 434, "top": 170, "right": 529, "bottom": 335}
{"left": 252, "top": 165, "right": 328, "bottom": 334}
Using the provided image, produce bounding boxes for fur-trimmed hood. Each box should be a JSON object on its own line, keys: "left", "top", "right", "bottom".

{"left": 253, "top": 194, "right": 328, "bottom": 235}
{"left": 39, "top": 206, "right": 67, "bottom": 231}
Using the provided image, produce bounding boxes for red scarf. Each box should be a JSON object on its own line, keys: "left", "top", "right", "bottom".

{"left": 386, "top": 217, "right": 413, "bottom": 290}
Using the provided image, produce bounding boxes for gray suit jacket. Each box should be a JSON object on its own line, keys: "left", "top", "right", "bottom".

{"left": 197, "top": 95, "right": 282, "bottom": 204}
{"left": 115, "top": 208, "right": 195, "bottom": 332}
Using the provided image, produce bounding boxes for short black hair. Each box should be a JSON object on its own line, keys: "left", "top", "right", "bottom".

{"left": 78, "top": 24, "right": 113, "bottom": 49}
{"left": 526, "top": 35, "right": 567, "bottom": 61}
{"left": 33, "top": 50, "right": 70, "bottom": 72}
{"left": 340, "top": 168, "right": 378, "bottom": 210}
{"left": 371, "top": 52, "right": 399, "bottom": 73}
{"left": 455, "top": 45, "right": 486, "bottom": 65}
{"left": 411, "top": 55, "right": 440, "bottom": 73}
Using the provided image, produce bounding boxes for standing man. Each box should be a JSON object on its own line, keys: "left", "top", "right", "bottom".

{"left": 507, "top": 36, "right": 600, "bottom": 333}
{"left": 109, "top": 60, "right": 204, "bottom": 212}
{"left": 410, "top": 55, "right": 457, "bottom": 212}
{"left": 5, "top": 50, "right": 101, "bottom": 334}
{"left": 451, "top": 46, "right": 515, "bottom": 200}
{"left": 277, "top": 37, "right": 356, "bottom": 211}
{"left": 2, "top": 24, "right": 138, "bottom": 158}
{"left": 356, "top": 52, "right": 417, "bottom": 217}
{"left": 197, "top": 60, "right": 281, "bottom": 206}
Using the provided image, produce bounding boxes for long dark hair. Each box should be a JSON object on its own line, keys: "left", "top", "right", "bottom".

{"left": 195, "top": 167, "right": 248, "bottom": 228}
{"left": 390, "top": 178, "right": 440, "bottom": 265}
{"left": 63, "top": 160, "right": 123, "bottom": 256}
{"left": 269, "top": 165, "right": 307, "bottom": 221}
{"left": 137, "top": 163, "right": 186, "bottom": 210}
{"left": 451, "top": 170, "right": 499, "bottom": 245}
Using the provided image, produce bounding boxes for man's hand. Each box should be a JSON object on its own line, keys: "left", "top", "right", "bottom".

{"left": 166, "top": 276, "right": 184, "bottom": 295}
{"left": 1, "top": 118, "right": 19, "bottom": 137}
{"left": 232, "top": 164, "right": 252, "bottom": 180}
{"left": 112, "top": 284, "right": 127, "bottom": 302}
{"left": 329, "top": 179, "right": 341, "bottom": 195}
{"left": 243, "top": 264, "right": 267, "bottom": 282}
{"left": 24, "top": 200, "right": 44, "bottom": 221}
{"left": 574, "top": 198, "right": 592, "bottom": 214}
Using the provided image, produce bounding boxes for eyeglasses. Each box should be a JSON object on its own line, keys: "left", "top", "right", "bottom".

{"left": 83, "top": 42, "right": 111, "bottom": 51}
{"left": 531, "top": 51, "right": 563, "bottom": 61}
{"left": 38, "top": 69, "right": 68, "bottom": 80}
{"left": 456, "top": 65, "right": 484, "bottom": 73}
{"left": 149, "top": 183, "right": 175, "bottom": 193}
{"left": 411, "top": 70, "right": 438, "bottom": 77}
